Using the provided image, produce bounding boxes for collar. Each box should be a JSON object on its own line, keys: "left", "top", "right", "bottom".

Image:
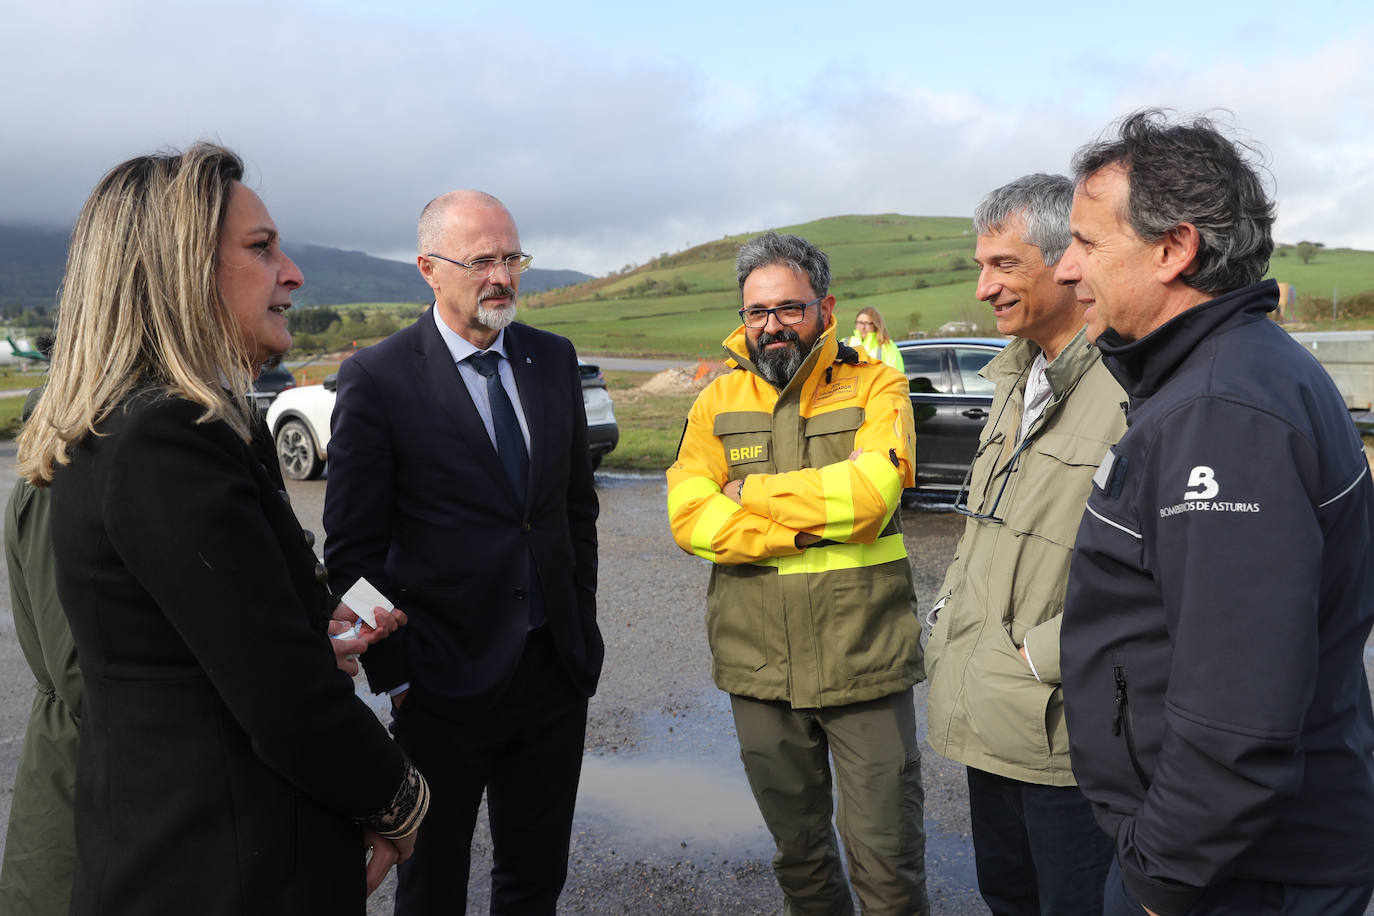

{"left": 432, "top": 304, "right": 508, "bottom": 365}
{"left": 1096, "top": 279, "right": 1279, "bottom": 399}
{"left": 984, "top": 327, "right": 1101, "bottom": 401}
{"left": 721, "top": 317, "right": 841, "bottom": 391}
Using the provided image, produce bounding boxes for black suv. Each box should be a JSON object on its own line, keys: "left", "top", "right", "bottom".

{"left": 896, "top": 338, "right": 1006, "bottom": 496}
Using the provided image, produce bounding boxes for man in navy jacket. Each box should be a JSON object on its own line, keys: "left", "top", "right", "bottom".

{"left": 1055, "top": 109, "right": 1374, "bottom": 916}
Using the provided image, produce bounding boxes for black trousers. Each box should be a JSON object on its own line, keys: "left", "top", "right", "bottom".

{"left": 966, "top": 766, "right": 1113, "bottom": 916}
{"left": 391, "top": 628, "right": 588, "bottom": 915}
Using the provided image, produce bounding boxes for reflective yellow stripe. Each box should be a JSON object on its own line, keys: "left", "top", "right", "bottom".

{"left": 689, "top": 494, "right": 739, "bottom": 560}
{"left": 854, "top": 451, "right": 903, "bottom": 508}
{"left": 820, "top": 462, "right": 855, "bottom": 541}
{"left": 667, "top": 476, "right": 720, "bottom": 517}
{"left": 756, "top": 532, "right": 907, "bottom": 575}
{"left": 667, "top": 476, "right": 737, "bottom": 561}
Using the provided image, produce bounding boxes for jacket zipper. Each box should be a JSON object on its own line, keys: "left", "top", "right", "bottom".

{"left": 1112, "top": 664, "right": 1151, "bottom": 790}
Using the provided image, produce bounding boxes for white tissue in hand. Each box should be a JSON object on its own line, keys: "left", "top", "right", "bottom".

{"left": 340, "top": 577, "right": 391, "bottom": 629}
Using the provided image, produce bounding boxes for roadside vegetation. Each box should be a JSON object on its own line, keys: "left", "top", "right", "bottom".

{"left": 598, "top": 370, "right": 695, "bottom": 472}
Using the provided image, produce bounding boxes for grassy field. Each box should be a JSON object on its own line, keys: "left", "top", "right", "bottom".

{"left": 468, "top": 216, "right": 1374, "bottom": 359}
{"left": 1269, "top": 246, "right": 1374, "bottom": 302}
{"left": 598, "top": 370, "right": 694, "bottom": 472}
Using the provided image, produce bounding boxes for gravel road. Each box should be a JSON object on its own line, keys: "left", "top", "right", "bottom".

{"left": 2, "top": 454, "right": 1371, "bottom": 914}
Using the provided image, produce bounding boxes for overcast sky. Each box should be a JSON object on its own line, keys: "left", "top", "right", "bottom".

{"left": 3, "top": 0, "right": 1372, "bottom": 276}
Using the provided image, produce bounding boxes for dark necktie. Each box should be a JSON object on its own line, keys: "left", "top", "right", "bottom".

{"left": 468, "top": 351, "right": 529, "bottom": 503}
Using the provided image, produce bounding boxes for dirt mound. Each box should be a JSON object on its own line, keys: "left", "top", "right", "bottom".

{"left": 637, "top": 362, "right": 728, "bottom": 396}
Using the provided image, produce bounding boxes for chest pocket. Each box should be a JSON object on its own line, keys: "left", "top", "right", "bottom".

{"left": 715, "top": 411, "right": 774, "bottom": 478}
{"left": 1002, "top": 430, "right": 1112, "bottom": 547}
{"left": 802, "top": 406, "right": 865, "bottom": 467}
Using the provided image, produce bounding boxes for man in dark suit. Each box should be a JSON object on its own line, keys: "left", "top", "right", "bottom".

{"left": 323, "top": 190, "right": 603, "bottom": 914}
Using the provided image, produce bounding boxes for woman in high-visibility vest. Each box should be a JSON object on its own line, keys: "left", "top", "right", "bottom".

{"left": 846, "top": 306, "right": 903, "bottom": 373}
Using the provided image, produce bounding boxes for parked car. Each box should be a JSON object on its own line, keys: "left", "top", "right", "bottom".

{"left": 266, "top": 373, "right": 338, "bottom": 480}
{"left": 896, "top": 337, "right": 1006, "bottom": 497}
{"left": 266, "top": 358, "right": 619, "bottom": 481}
{"left": 251, "top": 363, "right": 296, "bottom": 415}
{"left": 578, "top": 360, "right": 620, "bottom": 469}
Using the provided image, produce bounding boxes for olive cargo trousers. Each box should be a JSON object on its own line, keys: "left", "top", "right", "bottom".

{"left": 730, "top": 690, "right": 929, "bottom": 915}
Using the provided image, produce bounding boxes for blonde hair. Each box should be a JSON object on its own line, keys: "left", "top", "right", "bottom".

{"left": 855, "top": 307, "right": 892, "bottom": 346}
{"left": 18, "top": 142, "right": 260, "bottom": 485}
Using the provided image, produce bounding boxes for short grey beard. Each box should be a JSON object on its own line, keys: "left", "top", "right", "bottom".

{"left": 478, "top": 302, "right": 516, "bottom": 330}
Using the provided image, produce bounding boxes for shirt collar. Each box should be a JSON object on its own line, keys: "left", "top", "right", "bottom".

{"left": 432, "top": 304, "right": 507, "bottom": 365}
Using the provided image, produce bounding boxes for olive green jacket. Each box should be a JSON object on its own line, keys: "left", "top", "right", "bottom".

{"left": 925, "top": 331, "right": 1125, "bottom": 785}
{"left": 668, "top": 321, "right": 923, "bottom": 708}
{"left": 1, "top": 477, "right": 82, "bottom": 916}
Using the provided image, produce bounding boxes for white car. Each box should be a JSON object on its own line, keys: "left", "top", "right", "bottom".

{"left": 266, "top": 360, "right": 619, "bottom": 481}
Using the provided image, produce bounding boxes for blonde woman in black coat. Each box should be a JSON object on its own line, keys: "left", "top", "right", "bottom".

{"left": 16, "top": 143, "right": 428, "bottom": 915}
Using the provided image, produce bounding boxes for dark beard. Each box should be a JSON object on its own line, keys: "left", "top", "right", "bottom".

{"left": 748, "top": 327, "right": 808, "bottom": 389}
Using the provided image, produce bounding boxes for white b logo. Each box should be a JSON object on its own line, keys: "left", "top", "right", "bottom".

{"left": 1184, "top": 466, "right": 1219, "bottom": 501}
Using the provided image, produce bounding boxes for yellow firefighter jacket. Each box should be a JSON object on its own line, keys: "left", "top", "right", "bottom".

{"left": 667, "top": 319, "right": 923, "bottom": 708}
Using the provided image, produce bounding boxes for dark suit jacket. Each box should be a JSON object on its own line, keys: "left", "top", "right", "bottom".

{"left": 323, "top": 314, "right": 603, "bottom": 712}
{"left": 49, "top": 389, "right": 410, "bottom": 916}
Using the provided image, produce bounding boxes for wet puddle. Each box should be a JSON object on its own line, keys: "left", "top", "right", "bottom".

{"left": 574, "top": 689, "right": 980, "bottom": 891}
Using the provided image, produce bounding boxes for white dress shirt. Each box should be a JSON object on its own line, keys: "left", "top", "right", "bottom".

{"left": 432, "top": 306, "right": 531, "bottom": 452}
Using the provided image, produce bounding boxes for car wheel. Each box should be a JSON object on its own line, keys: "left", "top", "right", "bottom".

{"left": 276, "top": 418, "right": 322, "bottom": 481}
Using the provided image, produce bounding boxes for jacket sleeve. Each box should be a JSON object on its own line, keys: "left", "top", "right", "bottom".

{"left": 1116, "top": 399, "right": 1326, "bottom": 916}
{"left": 667, "top": 391, "right": 805, "bottom": 565}
{"left": 321, "top": 355, "right": 408, "bottom": 692}
{"left": 561, "top": 339, "right": 600, "bottom": 630}
{"left": 103, "top": 400, "right": 411, "bottom": 822}
{"left": 738, "top": 369, "right": 915, "bottom": 543}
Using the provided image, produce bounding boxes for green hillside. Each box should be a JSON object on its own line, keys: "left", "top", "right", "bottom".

{"left": 515, "top": 215, "right": 1374, "bottom": 359}
{"left": 520, "top": 215, "right": 987, "bottom": 358}
{"left": 1267, "top": 246, "right": 1374, "bottom": 303}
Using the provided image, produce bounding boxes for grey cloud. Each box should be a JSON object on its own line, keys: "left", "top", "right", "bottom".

{"left": 3, "top": 1, "right": 1372, "bottom": 278}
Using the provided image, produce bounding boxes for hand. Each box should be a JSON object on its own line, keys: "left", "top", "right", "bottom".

{"left": 360, "top": 606, "right": 408, "bottom": 644}
{"left": 362, "top": 830, "right": 400, "bottom": 896}
{"left": 391, "top": 689, "right": 409, "bottom": 712}
{"left": 1017, "top": 645, "right": 1029, "bottom": 664}
{"left": 795, "top": 531, "right": 822, "bottom": 548}
{"left": 331, "top": 603, "right": 409, "bottom": 652}
{"left": 848, "top": 448, "right": 863, "bottom": 460}
{"left": 722, "top": 478, "right": 745, "bottom": 504}
{"left": 328, "top": 609, "right": 369, "bottom": 676}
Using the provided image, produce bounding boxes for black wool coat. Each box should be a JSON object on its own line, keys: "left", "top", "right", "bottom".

{"left": 50, "top": 389, "right": 409, "bottom": 915}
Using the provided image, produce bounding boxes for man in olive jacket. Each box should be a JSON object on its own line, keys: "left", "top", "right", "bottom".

{"left": 668, "top": 232, "right": 926, "bottom": 915}
{"left": 925, "top": 175, "right": 1125, "bottom": 915}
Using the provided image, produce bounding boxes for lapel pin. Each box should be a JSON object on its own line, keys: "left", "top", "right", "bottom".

{"left": 525, "top": 357, "right": 532, "bottom": 363}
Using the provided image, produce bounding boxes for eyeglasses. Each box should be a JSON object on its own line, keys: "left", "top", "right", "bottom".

{"left": 953, "top": 432, "right": 1036, "bottom": 523}
{"left": 739, "top": 296, "right": 824, "bottom": 329}
{"left": 426, "top": 252, "right": 533, "bottom": 279}
{"left": 952, "top": 359, "right": 1033, "bottom": 523}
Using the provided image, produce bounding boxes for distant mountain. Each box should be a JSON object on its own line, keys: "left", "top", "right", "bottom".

{"left": 0, "top": 224, "right": 592, "bottom": 309}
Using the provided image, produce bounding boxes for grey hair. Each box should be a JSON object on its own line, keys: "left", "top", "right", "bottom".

{"left": 972, "top": 173, "right": 1073, "bottom": 266}
{"left": 735, "top": 232, "right": 830, "bottom": 297}
{"left": 1071, "top": 108, "right": 1274, "bottom": 294}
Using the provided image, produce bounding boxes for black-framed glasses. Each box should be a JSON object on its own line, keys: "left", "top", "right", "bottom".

{"left": 739, "top": 295, "right": 824, "bottom": 329}
{"left": 426, "top": 252, "right": 533, "bottom": 279}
